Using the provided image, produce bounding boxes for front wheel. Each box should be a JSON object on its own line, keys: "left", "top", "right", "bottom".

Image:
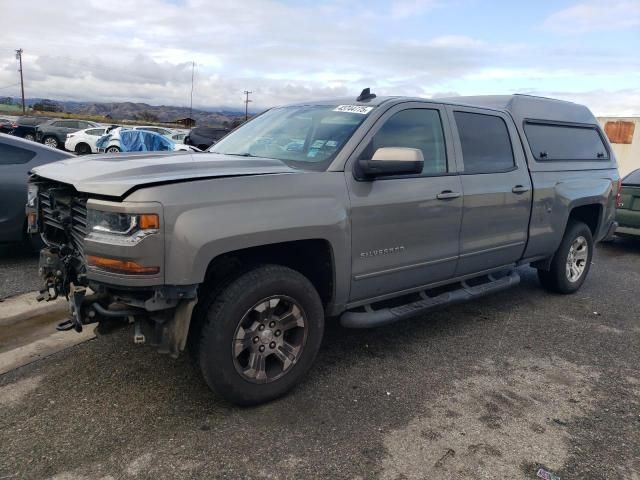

{"left": 105, "top": 145, "right": 120, "bottom": 153}
{"left": 197, "top": 265, "right": 324, "bottom": 405}
{"left": 537, "top": 220, "right": 593, "bottom": 294}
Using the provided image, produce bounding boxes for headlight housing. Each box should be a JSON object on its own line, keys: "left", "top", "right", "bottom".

{"left": 86, "top": 210, "right": 159, "bottom": 244}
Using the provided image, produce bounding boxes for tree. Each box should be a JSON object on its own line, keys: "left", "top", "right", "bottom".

{"left": 33, "top": 99, "right": 62, "bottom": 112}
{"left": 0, "top": 97, "right": 14, "bottom": 105}
{"left": 136, "top": 111, "right": 158, "bottom": 122}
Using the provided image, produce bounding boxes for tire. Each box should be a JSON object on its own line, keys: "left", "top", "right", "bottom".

{"left": 43, "top": 136, "right": 59, "bottom": 149}
{"left": 106, "top": 145, "right": 120, "bottom": 153}
{"left": 197, "top": 265, "right": 324, "bottom": 405}
{"left": 75, "top": 143, "right": 91, "bottom": 155}
{"left": 24, "top": 133, "right": 35, "bottom": 142}
{"left": 537, "top": 220, "right": 593, "bottom": 294}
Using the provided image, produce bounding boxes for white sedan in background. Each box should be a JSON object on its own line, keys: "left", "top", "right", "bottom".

{"left": 65, "top": 126, "right": 110, "bottom": 154}
{"left": 96, "top": 127, "right": 200, "bottom": 153}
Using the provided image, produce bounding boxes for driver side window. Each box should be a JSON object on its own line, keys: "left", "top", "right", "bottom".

{"left": 359, "top": 109, "right": 447, "bottom": 175}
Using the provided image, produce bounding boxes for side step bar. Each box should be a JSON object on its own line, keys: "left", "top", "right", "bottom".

{"left": 340, "top": 270, "right": 520, "bottom": 329}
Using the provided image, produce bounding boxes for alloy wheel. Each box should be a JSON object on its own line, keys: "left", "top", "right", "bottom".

{"left": 566, "top": 235, "right": 588, "bottom": 282}
{"left": 232, "top": 295, "right": 307, "bottom": 384}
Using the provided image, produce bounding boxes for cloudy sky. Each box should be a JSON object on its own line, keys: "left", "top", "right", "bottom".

{"left": 1, "top": 0, "right": 639, "bottom": 115}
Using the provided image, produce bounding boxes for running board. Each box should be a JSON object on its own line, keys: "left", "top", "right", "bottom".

{"left": 340, "top": 270, "right": 520, "bottom": 328}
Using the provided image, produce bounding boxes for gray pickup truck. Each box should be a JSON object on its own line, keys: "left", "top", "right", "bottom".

{"left": 27, "top": 91, "right": 620, "bottom": 405}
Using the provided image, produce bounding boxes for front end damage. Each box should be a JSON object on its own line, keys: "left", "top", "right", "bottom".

{"left": 27, "top": 177, "right": 197, "bottom": 358}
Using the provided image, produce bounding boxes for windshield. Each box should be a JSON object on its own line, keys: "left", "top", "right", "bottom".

{"left": 210, "top": 105, "right": 373, "bottom": 170}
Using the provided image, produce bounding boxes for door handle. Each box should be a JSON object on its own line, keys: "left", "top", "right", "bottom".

{"left": 512, "top": 185, "right": 530, "bottom": 194}
{"left": 436, "top": 190, "right": 461, "bottom": 200}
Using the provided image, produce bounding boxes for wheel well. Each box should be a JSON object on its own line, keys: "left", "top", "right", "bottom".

{"left": 569, "top": 204, "right": 601, "bottom": 236}
{"left": 202, "top": 240, "right": 335, "bottom": 307}
{"left": 75, "top": 142, "right": 90, "bottom": 150}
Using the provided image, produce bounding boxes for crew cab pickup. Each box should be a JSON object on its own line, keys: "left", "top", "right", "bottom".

{"left": 27, "top": 91, "right": 620, "bottom": 405}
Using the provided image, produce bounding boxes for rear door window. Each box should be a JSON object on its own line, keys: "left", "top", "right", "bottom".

{"left": 0, "top": 143, "right": 36, "bottom": 164}
{"left": 453, "top": 111, "right": 515, "bottom": 173}
{"left": 524, "top": 122, "right": 609, "bottom": 161}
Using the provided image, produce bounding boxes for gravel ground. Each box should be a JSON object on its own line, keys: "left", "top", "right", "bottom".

{"left": 0, "top": 243, "right": 40, "bottom": 300}
{"left": 0, "top": 238, "right": 639, "bottom": 479}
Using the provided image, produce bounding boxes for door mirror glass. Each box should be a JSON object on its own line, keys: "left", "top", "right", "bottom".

{"left": 358, "top": 147, "right": 424, "bottom": 178}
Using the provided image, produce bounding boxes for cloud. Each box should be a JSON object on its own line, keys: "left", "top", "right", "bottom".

{"left": 390, "top": 0, "right": 437, "bottom": 19}
{"left": 533, "top": 89, "right": 640, "bottom": 117}
{"left": 0, "top": 0, "right": 636, "bottom": 115}
{"left": 543, "top": 1, "right": 640, "bottom": 34}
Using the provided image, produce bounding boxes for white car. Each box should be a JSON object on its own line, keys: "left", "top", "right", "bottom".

{"left": 96, "top": 127, "right": 200, "bottom": 153}
{"left": 64, "top": 126, "right": 110, "bottom": 154}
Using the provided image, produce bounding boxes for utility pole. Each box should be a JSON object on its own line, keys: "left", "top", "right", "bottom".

{"left": 243, "top": 90, "right": 252, "bottom": 121}
{"left": 189, "top": 61, "right": 195, "bottom": 126}
{"left": 15, "top": 49, "right": 25, "bottom": 113}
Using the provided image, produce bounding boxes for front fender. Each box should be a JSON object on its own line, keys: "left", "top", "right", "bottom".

{"left": 138, "top": 172, "right": 352, "bottom": 311}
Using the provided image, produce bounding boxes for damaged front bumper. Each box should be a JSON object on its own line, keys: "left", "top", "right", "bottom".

{"left": 38, "top": 247, "right": 198, "bottom": 358}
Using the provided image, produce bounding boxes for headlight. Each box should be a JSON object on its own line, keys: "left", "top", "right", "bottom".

{"left": 86, "top": 210, "right": 159, "bottom": 244}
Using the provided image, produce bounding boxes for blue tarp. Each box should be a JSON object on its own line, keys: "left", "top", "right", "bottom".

{"left": 97, "top": 129, "right": 176, "bottom": 152}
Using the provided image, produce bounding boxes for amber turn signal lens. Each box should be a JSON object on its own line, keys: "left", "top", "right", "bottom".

{"left": 138, "top": 214, "right": 160, "bottom": 230}
{"left": 87, "top": 255, "right": 160, "bottom": 275}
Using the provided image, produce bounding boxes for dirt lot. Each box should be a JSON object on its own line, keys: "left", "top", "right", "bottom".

{"left": 1, "top": 238, "right": 639, "bottom": 479}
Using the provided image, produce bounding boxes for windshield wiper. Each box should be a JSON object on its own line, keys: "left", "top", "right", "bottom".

{"left": 221, "top": 152, "right": 256, "bottom": 157}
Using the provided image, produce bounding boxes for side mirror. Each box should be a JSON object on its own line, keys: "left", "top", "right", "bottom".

{"left": 357, "top": 147, "right": 424, "bottom": 178}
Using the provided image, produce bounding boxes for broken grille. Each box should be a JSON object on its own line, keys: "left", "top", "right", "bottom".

{"left": 38, "top": 187, "right": 88, "bottom": 256}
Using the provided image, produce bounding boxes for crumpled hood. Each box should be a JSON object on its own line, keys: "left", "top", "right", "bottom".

{"left": 32, "top": 152, "right": 297, "bottom": 197}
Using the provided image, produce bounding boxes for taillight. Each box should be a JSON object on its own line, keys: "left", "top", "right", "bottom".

{"left": 615, "top": 179, "right": 623, "bottom": 208}
{"left": 11, "top": 123, "right": 17, "bottom": 128}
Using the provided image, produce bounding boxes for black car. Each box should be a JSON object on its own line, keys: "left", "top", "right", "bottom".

{"left": 10, "top": 116, "right": 52, "bottom": 142}
{"left": 35, "top": 119, "right": 101, "bottom": 149}
{"left": 0, "top": 133, "right": 73, "bottom": 247}
{"left": 184, "top": 126, "right": 230, "bottom": 150}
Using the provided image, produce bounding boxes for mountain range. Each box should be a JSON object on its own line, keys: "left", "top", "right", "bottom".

{"left": 2, "top": 97, "right": 249, "bottom": 127}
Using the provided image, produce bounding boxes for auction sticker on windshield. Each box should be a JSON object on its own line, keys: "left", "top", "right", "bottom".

{"left": 334, "top": 105, "right": 374, "bottom": 114}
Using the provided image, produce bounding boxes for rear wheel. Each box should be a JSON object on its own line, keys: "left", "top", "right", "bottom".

{"left": 75, "top": 143, "right": 91, "bottom": 155}
{"left": 24, "top": 133, "right": 35, "bottom": 142}
{"left": 537, "top": 220, "right": 593, "bottom": 294}
{"left": 43, "top": 136, "right": 59, "bottom": 149}
{"left": 197, "top": 265, "right": 324, "bottom": 405}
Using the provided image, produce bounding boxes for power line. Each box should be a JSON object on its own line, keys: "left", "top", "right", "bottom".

{"left": 244, "top": 90, "right": 252, "bottom": 121}
{"left": 0, "top": 83, "right": 19, "bottom": 90}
